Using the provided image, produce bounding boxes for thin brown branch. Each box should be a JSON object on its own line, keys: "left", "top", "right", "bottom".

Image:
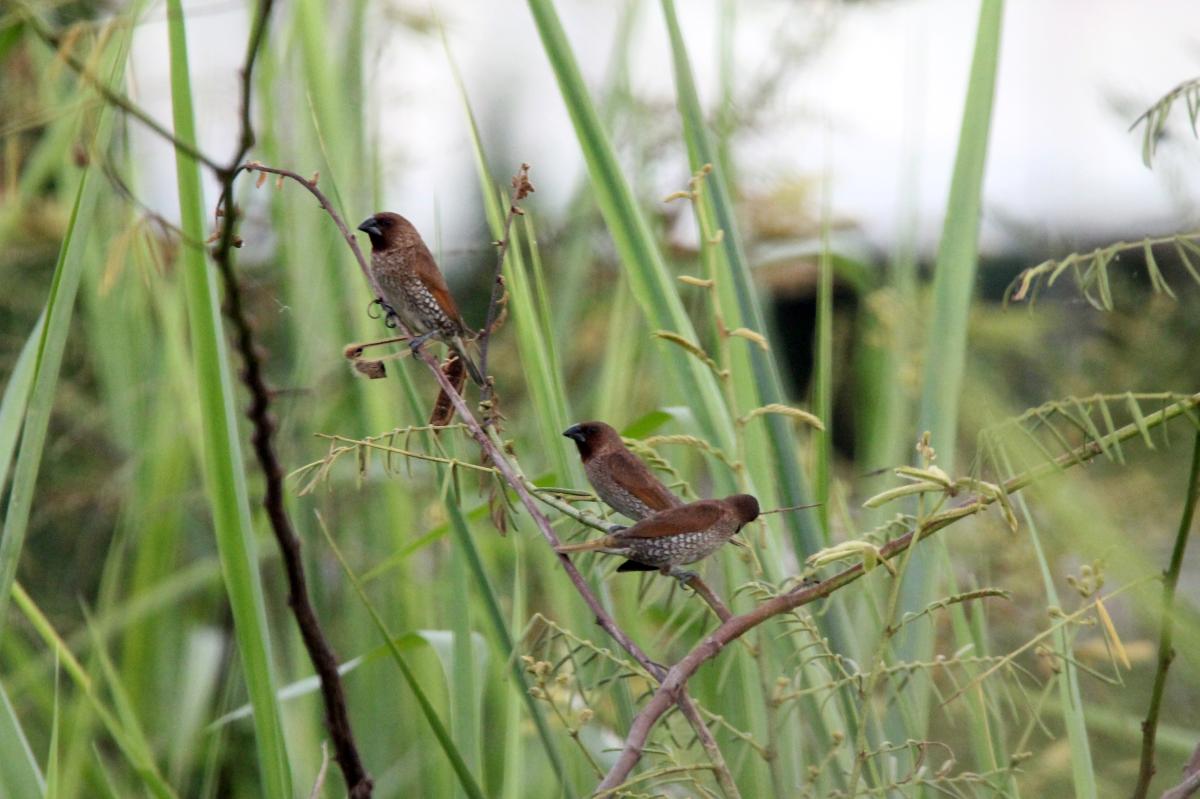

{"left": 596, "top": 391, "right": 1200, "bottom": 793}
{"left": 16, "top": 1, "right": 225, "bottom": 174}
{"left": 478, "top": 163, "right": 534, "bottom": 406}
{"left": 1162, "top": 744, "right": 1200, "bottom": 799}
{"left": 1133, "top": 431, "right": 1200, "bottom": 799}
{"left": 685, "top": 575, "right": 733, "bottom": 623}
{"left": 208, "top": 3, "right": 372, "bottom": 796}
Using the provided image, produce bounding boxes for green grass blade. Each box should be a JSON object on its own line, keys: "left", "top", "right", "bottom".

{"left": 0, "top": 127, "right": 112, "bottom": 636}
{"left": 915, "top": 0, "right": 1004, "bottom": 471}
{"left": 12, "top": 584, "right": 178, "bottom": 798}
{"left": 0, "top": 313, "right": 44, "bottom": 495}
{"left": 164, "top": 2, "right": 292, "bottom": 796}
{"left": 658, "top": 0, "right": 824, "bottom": 554}
{"left": 898, "top": 0, "right": 1004, "bottom": 706}
{"left": 442, "top": 478, "right": 574, "bottom": 796}
{"left": 320, "top": 519, "right": 487, "bottom": 799}
{"left": 45, "top": 664, "right": 58, "bottom": 799}
{"left": 526, "top": 0, "right": 735, "bottom": 452}
{"left": 0, "top": 678, "right": 45, "bottom": 798}
{"left": 813, "top": 208, "right": 834, "bottom": 539}
{"left": 1012, "top": 485, "right": 1097, "bottom": 796}
{"left": 442, "top": 470, "right": 482, "bottom": 792}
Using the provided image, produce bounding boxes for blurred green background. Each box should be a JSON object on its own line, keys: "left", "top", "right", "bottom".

{"left": 1, "top": 1, "right": 1199, "bottom": 797}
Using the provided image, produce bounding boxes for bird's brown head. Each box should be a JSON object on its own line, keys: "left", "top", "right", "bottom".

{"left": 727, "top": 494, "right": 761, "bottom": 524}
{"left": 357, "top": 212, "right": 416, "bottom": 251}
{"left": 563, "top": 421, "right": 622, "bottom": 460}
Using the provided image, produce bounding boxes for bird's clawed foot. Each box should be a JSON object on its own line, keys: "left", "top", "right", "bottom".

{"left": 606, "top": 523, "right": 628, "bottom": 535}
{"left": 408, "top": 331, "right": 436, "bottom": 353}
{"left": 666, "top": 567, "right": 699, "bottom": 587}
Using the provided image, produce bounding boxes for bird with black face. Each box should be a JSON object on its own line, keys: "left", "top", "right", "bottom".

{"left": 563, "top": 421, "right": 682, "bottom": 523}
{"left": 555, "top": 493, "right": 760, "bottom": 577}
{"left": 357, "top": 212, "right": 484, "bottom": 385}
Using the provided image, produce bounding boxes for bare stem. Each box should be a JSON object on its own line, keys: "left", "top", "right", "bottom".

{"left": 478, "top": 163, "right": 534, "bottom": 405}
{"left": 16, "top": 1, "right": 224, "bottom": 174}
{"left": 1161, "top": 743, "right": 1200, "bottom": 799}
{"left": 208, "top": 3, "right": 372, "bottom": 795}
{"left": 1132, "top": 430, "right": 1200, "bottom": 799}
{"left": 596, "top": 391, "right": 1200, "bottom": 793}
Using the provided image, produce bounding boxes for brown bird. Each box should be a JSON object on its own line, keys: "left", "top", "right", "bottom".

{"left": 555, "top": 493, "right": 760, "bottom": 575}
{"left": 357, "top": 212, "right": 484, "bottom": 385}
{"left": 563, "top": 421, "right": 682, "bottom": 523}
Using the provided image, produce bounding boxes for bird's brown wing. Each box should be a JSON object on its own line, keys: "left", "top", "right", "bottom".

{"left": 411, "top": 244, "right": 467, "bottom": 329}
{"left": 600, "top": 450, "right": 681, "bottom": 513}
{"left": 621, "top": 501, "right": 725, "bottom": 539}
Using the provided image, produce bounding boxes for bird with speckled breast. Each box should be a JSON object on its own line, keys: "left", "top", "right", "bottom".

{"left": 357, "top": 212, "right": 485, "bottom": 385}
{"left": 563, "top": 421, "right": 682, "bottom": 523}
{"left": 555, "top": 494, "right": 760, "bottom": 575}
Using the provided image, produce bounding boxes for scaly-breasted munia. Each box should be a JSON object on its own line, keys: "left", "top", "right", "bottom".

{"left": 357, "top": 212, "right": 485, "bottom": 385}
{"left": 563, "top": 421, "right": 682, "bottom": 522}
{"left": 555, "top": 493, "right": 760, "bottom": 574}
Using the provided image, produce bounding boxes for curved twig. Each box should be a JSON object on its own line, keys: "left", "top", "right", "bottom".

{"left": 596, "top": 391, "right": 1200, "bottom": 792}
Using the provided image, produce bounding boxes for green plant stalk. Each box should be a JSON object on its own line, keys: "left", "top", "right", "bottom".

{"left": 0, "top": 313, "right": 44, "bottom": 496}
{"left": 0, "top": 679, "right": 44, "bottom": 799}
{"left": 526, "top": 0, "right": 735, "bottom": 453}
{"left": 501, "top": 533, "right": 527, "bottom": 799}
{"left": 46, "top": 664, "right": 58, "bottom": 799}
{"left": 1133, "top": 430, "right": 1200, "bottom": 799}
{"left": 441, "top": 39, "right": 580, "bottom": 792}
{"left": 320, "top": 521, "right": 487, "bottom": 799}
{"left": 995, "top": 437, "right": 1096, "bottom": 798}
{"left": 898, "top": 0, "right": 1004, "bottom": 730}
{"left": 442, "top": 479, "right": 576, "bottom": 798}
{"left": 658, "top": 0, "right": 821, "bottom": 553}
{"left": 813, "top": 172, "right": 834, "bottom": 539}
{"left": 164, "top": 2, "right": 293, "bottom": 795}
{"left": 12, "top": 584, "right": 178, "bottom": 799}
{"left": 659, "top": 6, "right": 859, "bottom": 789}
{"left": 0, "top": 57, "right": 118, "bottom": 637}
{"left": 915, "top": 0, "right": 1004, "bottom": 468}
{"left": 962, "top": 586, "right": 1020, "bottom": 796}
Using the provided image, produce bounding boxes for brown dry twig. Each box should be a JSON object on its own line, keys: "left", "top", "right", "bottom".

{"left": 206, "top": 2, "right": 373, "bottom": 796}
{"left": 596, "top": 391, "right": 1200, "bottom": 793}
{"left": 27, "top": 1, "right": 376, "bottom": 795}
{"left": 1162, "top": 743, "right": 1200, "bottom": 799}
{"left": 478, "top": 163, "right": 534, "bottom": 407}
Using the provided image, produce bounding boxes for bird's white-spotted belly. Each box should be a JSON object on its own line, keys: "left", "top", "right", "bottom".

{"left": 620, "top": 531, "right": 724, "bottom": 567}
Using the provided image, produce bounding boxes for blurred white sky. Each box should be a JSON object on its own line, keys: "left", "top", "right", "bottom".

{"left": 129, "top": 0, "right": 1200, "bottom": 262}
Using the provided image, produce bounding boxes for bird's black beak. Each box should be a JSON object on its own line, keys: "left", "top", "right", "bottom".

{"left": 357, "top": 217, "right": 382, "bottom": 239}
{"left": 563, "top": 424, "right": 585, "bottom": 443}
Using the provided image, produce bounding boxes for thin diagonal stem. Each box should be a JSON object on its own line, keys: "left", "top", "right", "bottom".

{"left": 16, "top": 1, "right": 224, "bottom": 174}
{"left": 597, "top": 391, "right": 1200, "bottom": 792}
{"left": 1132, "top": 430, "right": 1200, "bottom": 799}
{"left": 478, "top": 163, "right": 533, "bottom": 405}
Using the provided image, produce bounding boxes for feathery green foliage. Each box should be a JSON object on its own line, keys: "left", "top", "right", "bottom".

{"left": 2, "top": 2, "right": 1199, "bottom": 797}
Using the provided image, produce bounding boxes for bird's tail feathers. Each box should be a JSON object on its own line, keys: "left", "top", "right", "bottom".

{"left": 554, "top": 535, "right": 618, "bottom": 554}
{"left": 450, "top": 336, "right": 486, "bottom": 386}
